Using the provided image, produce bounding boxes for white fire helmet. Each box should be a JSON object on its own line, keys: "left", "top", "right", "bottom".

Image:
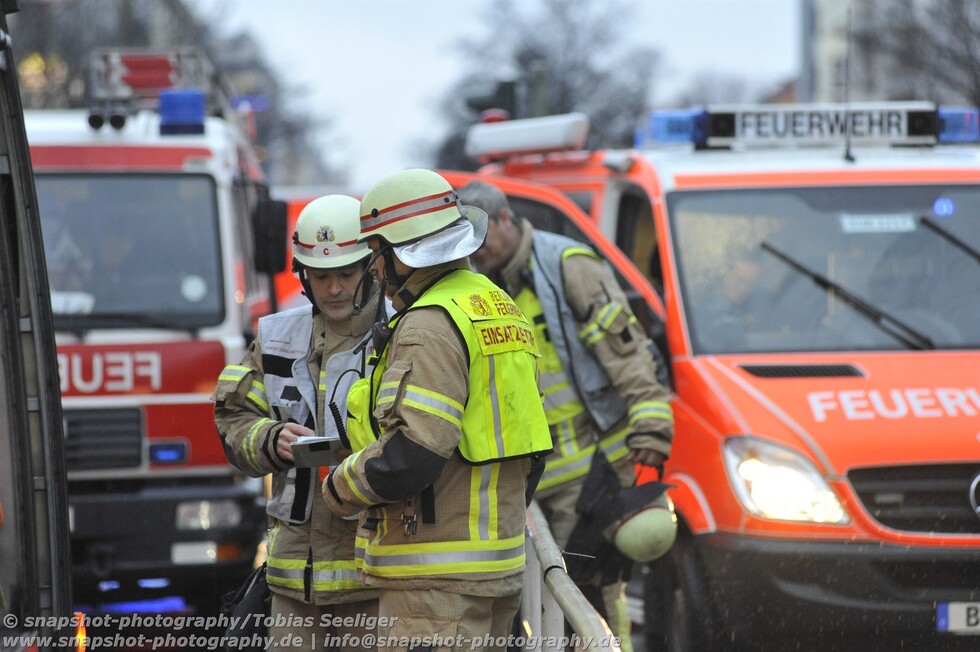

{"left": 292, "top": 195, "right": 371, "bottom": 269}
{"left": 606, "top": 492, "right": 678, "bottom": 563}
{"left": 358, "top": 169, "right": 488, "bottom": 267}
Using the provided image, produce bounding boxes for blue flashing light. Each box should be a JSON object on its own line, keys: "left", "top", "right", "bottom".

{"left": 636, "top": 109, "right": 708, "bottom": 148}
{"left": 933, "top": 197, "right": 955, "bottom": 217}
{"left": 97, "top": 581, "right": 120, "bottom": 592}
{"left": 138, "top": 578, "right": 172, "bottom": 589}
{"left": 98, "top": 596, "right": 188, "bottom": 614}
{"left": 937, "top": 107, "right": 980, "bottom": 143}
{"left": 159, "top": 88, "right": 206, "bottom": 135}
{"left": 230, "top": 93, "right": 272, "bottom": 112}
{"left": 149, "top": 442, "right": 187, "bottom": 464}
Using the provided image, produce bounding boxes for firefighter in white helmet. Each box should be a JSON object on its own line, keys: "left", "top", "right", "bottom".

{"left": 213, "top": 195, "right": 387, "bottom": 651}
{"left": 458, "top": 179, "right": 675, "bottom": 651}
{"left": 322, "top": 169, "right": 552, "bottom": 651}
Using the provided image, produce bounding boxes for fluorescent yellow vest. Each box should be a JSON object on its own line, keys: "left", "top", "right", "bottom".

{"left": 341, "top": 269, "right": 551, "bottom": 579}
{"left": 347, "top": 268, "right": 551, "bottom": 462}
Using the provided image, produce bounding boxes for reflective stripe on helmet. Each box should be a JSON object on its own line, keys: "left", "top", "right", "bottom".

{"left": 294, "top": 235, "right": 362, "bottom": 262}
{"left": 292, "top": 194, "right": 370, "bottom": 269}
{"left": 359, "top": 189, "right": 457, "bottom": 238}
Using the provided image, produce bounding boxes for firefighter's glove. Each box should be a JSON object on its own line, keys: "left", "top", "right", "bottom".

{"left": 626, "top": 430, "right": 670, "bottom": 468}
{"left": 628, "top": 447, "right": 666, "bottom": 468}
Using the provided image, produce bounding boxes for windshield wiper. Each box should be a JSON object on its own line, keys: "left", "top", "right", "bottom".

{"left": 760, "top": 241, "right": 935, "bottom": 350}
{"left": 920, "top": 216, "right": 980, "bottom": 265}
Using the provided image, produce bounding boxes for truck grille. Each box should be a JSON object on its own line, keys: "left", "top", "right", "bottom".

{"left": 64, "top": 408, "right": 143, "bottom": 470}
{"left": 848, "top": 463, "right": 980, "bottom": 534}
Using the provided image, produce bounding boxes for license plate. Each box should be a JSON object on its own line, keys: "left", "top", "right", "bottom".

{"left": 937, "top": 603, "right": 980, "bottom": 634}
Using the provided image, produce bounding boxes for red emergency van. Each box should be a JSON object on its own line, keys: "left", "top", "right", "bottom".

{"left": 466, "top": 103, "right": 980, "bottom": 650}
{"left": 26, "top": 49, "right": 286, "bottom": 614}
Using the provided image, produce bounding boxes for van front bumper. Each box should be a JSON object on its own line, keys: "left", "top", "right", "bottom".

{"left": 698, "top": 532, "right": 980, "bottom": 646}
{"left": 68, "top": 479, "right": 265, "bottom": 611}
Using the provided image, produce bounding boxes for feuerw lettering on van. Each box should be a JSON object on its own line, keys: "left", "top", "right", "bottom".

{"left": 808, "top": 387, "right": 980, "bottom": 422}
{"left": 57, "top": 341, "right": 225, "bottom": 396}
{"left": 737, "top": 108, "right": 905, "bottom": 142}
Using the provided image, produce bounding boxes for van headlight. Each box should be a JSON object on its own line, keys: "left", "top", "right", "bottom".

{"left": 723, "top": 437, "right": 849, "bottom": 524}
{"left": 176, "top": 499, "right": 242, "bottom": 530}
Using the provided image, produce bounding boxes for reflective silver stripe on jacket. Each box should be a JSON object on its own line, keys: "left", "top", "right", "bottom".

{"left": 313, "top": 568, "right": 360, "bottom": 583}
{"left": 541, "top": 372, "right": 579, "bottom": 413}
{"left": 362, "top": 541, "right": 524, "bottom": 568}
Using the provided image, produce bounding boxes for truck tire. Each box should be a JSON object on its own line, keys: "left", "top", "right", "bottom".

{"left": 643, "top": 530, "right": 721, "bottom": 652}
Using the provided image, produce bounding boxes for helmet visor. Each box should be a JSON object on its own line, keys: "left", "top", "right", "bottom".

{"left": 391, "top": 205, "right": 488, "bottom": 267}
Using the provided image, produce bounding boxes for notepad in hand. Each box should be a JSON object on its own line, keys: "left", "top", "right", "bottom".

{"left": 290, "top": 436, "right": 342, "bottom": 467}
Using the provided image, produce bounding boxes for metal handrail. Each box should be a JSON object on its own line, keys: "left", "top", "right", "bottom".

{"left": 520, "top": 500, "right": 623, "bottom": 651}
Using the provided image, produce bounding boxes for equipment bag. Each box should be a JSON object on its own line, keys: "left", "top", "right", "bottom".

{"left": 220, "top": 563, "right": 270, "bottom": 652}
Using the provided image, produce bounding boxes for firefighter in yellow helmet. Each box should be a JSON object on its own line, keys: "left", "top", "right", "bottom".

{"left": 459, "top": 179, "right": 675, "bottom": 651}
{"left": 213, "top": 195, "right": 387, "bottom": 651}
{"left": 322, "top": 169, "right": 552, "bottom": 652}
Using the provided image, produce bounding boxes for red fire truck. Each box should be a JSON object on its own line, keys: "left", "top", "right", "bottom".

{"left": 26, "top": 49, "right": 287, "bottom": 614}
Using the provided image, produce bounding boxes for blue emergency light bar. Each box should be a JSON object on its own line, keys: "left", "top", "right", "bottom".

{"left": 937, "top": 107, "right": 980, "bottom": 143}
{"left": 159, "top": 88, "right": 206, "bottom": 135}
{"left": 636, "top": 103, "right": 980, "bottom": 149}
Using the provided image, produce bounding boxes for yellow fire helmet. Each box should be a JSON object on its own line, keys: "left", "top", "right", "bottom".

{"left": 607, "top": 492, "right": 678, "bottom": 563}
{"left": 358, "top": 169, "right": 488, "bottom": 267}
{"left": 292, "top": 195, "right": 371, "bottom": 269}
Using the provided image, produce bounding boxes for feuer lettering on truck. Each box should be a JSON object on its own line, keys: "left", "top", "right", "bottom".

{"left": 808, "top": 387, "right": 980, "bottom": 422}
{"left": 58, "top": 350, "right": 162, "bottom": 394}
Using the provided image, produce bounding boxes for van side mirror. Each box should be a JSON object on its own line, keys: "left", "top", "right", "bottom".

{"left": 253, "top": 198, "right": 288, "bottom": 274}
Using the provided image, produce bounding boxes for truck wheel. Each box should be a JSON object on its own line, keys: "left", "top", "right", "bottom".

{"left": 643, "top": 530, "right": 720, "bottom": 652}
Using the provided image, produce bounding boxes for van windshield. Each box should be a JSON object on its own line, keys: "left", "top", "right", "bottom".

{"left": 37, "top": 174, "right": 224, "bottom": 331}
{"left": 668, "top": 185, "right": 980, "bottom": 354}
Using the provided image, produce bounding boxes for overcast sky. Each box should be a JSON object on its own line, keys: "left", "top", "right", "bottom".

{"left": 186, "top": 0, "right": 802, "bottom": 192}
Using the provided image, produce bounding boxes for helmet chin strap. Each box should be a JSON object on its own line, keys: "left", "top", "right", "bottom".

{"left": 297, "top": 257, "right": 375, "bottom": 315}
{"left": 351, "top": 248, "right": 392, "bottom": 355}
{"left": 353, "top": 244, "right": 410, "bottom": 314}
{"left": 352, "top": 250, "right": 383, "bottom": 313}
{"left": 293, "top": 258, "right": 321, "bottom": 315}
{"left": 380, "top": 245, "right": 410, "bottom": 289}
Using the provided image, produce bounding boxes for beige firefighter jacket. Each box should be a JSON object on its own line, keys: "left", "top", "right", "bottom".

{"left": 213, "top": 301, "right": 380, "bottom": 606}
{"left": 323, "top": 259, "right": 531, "bottom": 598}
{"left": 495, "top": 220, "right": 673, "bottom": 491}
